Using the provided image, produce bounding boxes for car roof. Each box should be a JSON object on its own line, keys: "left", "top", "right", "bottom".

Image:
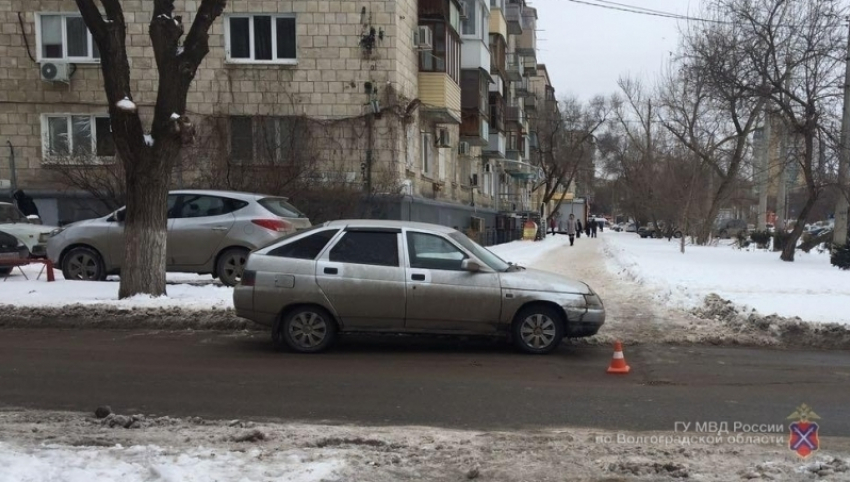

{"left": 168, "top": 189, "right": 288, "bottom": 201}
{"left": 322, "top": 219, "right": 458, "bottom": 234}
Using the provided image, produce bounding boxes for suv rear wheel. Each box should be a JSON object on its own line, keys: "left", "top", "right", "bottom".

{"left": 215, "top": 248, "right": 248, "bottom": 287}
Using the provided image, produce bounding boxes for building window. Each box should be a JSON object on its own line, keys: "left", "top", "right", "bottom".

{"left": 42, "top": 115, "right": 114, "bottom": 161}
{"left": 461, "top": 0, "right": 477, "bottom": 36}
{"left": 421, "top": 132, "right": 433, "bottom": 176}
{"left": 230, "top": 116, "right": 254, "bottom": 162}
{"left": 419, "top": 22, "right": 461, "bottom": 83}
{"left": 37, "top": 14, "right": 100, "bottom": 62}
{"left": 225, "top": 14, "right": 297, "bottom": 63}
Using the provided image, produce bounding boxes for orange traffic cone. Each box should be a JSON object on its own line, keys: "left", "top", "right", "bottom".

{"left": 607, "top": 341, "right": 631, "bottom": 374}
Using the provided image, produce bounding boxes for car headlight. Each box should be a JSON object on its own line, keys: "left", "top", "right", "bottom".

{"left": 38, "top": 233, "right": 50, "bottom": 243}
{"left": 584, "top": 293, "right": 604, "bottom": 309}
{"left": 48, "top": 228, "right": 65, "bottom": 238}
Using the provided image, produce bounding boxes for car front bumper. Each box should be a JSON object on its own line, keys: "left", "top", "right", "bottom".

{"left": 564, "top": 307, "right": 605, "bottom": 337}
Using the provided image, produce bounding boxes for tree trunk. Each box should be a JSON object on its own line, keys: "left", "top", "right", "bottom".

{"left": 781, "top": 190, "right": 818, "bottom": 262}
{"left": 119, "top": 156, "right": 169, "bottom": 299}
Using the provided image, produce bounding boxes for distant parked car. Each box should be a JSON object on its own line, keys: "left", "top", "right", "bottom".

{"left": 713, "top": 219, "right": 748, "bottom": 239}
{"left": 46, "top": 190, "right": 311, "bottom": 286}
{"left": 624, "top": 223, "right": 637, "bottom": 233}
{"left": 0, "top": 230, "right": 30, "bottom": 276}
{"left": 234, "top": 220, "right": 606, "bottom": 354}
{"left": 0, "top": 202, "right": 56, "bottom": 258}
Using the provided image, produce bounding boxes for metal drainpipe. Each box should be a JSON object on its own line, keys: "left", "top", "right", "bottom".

{"left": 7, "top": 141, "right": 17, "bottom": 197}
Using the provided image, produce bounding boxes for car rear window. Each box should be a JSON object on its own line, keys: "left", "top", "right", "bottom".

{"left": 258, "top": 197, "right": 307, "bottom": 218}
{"left": 269, "top": 229, "right": 339, "bottom": 260}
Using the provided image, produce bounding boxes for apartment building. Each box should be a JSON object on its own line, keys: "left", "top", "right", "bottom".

{"left": 0, "top": 0, "right": 550, "bottom": 230}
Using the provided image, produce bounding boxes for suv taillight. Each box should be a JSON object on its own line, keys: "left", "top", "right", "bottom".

{"left": 241, "top": 269, "right": 256, "bottom": 286}
{"left": 251, "top": 219, "right": 291, "bottom": 232}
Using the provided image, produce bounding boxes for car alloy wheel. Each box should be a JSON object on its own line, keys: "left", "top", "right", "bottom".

{"left": 216, "top": 248, "right": 248, "bottom": 287}
{"left": 513, "top": 305, "right": 564, "bottom": 354}
{"left": 280, "top": 307, "right": 337, "bottom": 353}
{"left": 62, "top": 247, "right": 105, "bottom": 281}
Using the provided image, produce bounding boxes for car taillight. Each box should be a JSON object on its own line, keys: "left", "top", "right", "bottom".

{"left": 251, "top": 219, "right": 291, "bottom": 232}
{"left": 241, "top": 269, "right": 256, "bottom": 286}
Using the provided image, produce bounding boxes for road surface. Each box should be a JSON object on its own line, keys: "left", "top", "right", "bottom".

{"left": 1, "top": 329, "right": 848, "bottom": 436}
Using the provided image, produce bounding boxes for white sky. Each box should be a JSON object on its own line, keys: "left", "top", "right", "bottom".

{"left": 530, "top": 0, "right": 703, "bottom": 101}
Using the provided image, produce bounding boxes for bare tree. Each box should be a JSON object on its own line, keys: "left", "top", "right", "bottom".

{"left": 74, "top": 0, "right": 226, "bottom": 298}
{"left": 45, "top": 156, "right": 126, "bottom": 212}
{"left": 659, "top": 29, "right": 766, "bottom": 244}
{"left": 531, "top": 95, "right": 609, "bottom": 218}
{"left": 703, "top": 0, "right": 847, "bottom": 261}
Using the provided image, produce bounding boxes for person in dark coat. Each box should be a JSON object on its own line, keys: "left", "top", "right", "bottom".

{"left": 576, "top": 219, "right": 582, "bottom": 238}
{"left": 591, "top": 219, "right": 598, "bottom": 238}
{"left": 12, "top": 190, "right": 39, "bottom": 218}
{"left": 585, "top": 219, "right": 591, "bottom": 237}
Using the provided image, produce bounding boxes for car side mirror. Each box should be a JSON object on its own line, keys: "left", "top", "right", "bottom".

{"left": 461, "top": 259, "right": 481, "bottom": 272}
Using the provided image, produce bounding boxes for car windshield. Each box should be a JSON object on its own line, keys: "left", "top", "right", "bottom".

{"left": 0, "top": 204, "right": 27, "bottom": 223}
{"left": 258, "top": 197, "right": 307, "bottom": 218}
{"left": 448, "top": 231, "right": 511, "bottom": 272}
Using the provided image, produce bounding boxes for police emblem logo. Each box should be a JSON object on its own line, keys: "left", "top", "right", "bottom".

{"left": 787, "top": 404, "right": 820, "bottom": 459}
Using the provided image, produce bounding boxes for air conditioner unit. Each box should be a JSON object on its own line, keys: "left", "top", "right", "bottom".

{"left": 470, "top": 173, "right": 479, "bottom": 186}
{"left": 436, "top": 128, "right": 450, "bottom": 148}
{"left": 457, "top": 141, "right": 470, "bottom": 155}
{"left": 40, "top": 62, "right": 70, "bottom": 82}
{"left": 459, "top": 1, "right": 469, "bottom": 19}
{"left": 415, "top": 25, "right": 433, "bottom": 51}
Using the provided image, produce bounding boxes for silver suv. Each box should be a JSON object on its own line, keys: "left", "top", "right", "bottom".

{"left": 46, "top": 190, "right": 311, "bottom": 286}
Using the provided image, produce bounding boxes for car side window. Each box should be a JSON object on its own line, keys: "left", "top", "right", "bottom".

{"left": 166, "top": 195, "right": 180, "bottom": 219}
{"left": 174, "top": 195, "right": 233, "bottom": 218}
{"left": 269, "top": 229, "right": 339, "bottom": 260}
{"left": 329, "top": 231, "right": 399, "bottom": 267}
{"left": 407, "top": 232, "right": 467, "bottom": 271}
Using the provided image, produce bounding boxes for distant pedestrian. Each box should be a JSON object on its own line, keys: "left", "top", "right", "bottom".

{"left": 591, "top": 219, "right": 598, "bottom": 238}
{"left": 585, "top": 220, "right": 591, "bottom": 237}
{"left": 565, "top": 214, "right": 578, "bottom": 246}
{"left": 598, "top": 219, "right": 604, "bottom": 233}
{"left": 548, "top": 215, "right": 556, "bottom": 235}
{"left": 576, "top": 219, "right": 582, "bottom": 238}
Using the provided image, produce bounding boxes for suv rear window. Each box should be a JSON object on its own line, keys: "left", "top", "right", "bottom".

{"left": 258, "top": 197, "right": 306, "bottom": 218}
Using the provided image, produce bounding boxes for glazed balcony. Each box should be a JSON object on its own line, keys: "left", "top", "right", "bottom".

{"left": 505, "top": 0, "right": 524, "bottom": 35}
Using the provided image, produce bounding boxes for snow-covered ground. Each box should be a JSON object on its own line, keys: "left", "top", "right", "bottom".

{"left": 0, "top": 410, "right": 847, "bottom": 482}
{"left": 0, "top": 236, "right": 561, "bottom": 310}
{"left": 603, "top": 232, "right": 850, "bottom": 326}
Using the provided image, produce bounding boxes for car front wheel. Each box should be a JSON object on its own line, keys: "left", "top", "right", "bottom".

{"left": 61, "top": 246, "right": 106, "bottom": 281}
{"left": 276, "top": 306, "right": 337, "bottom": 353}
{"left": 512, "top": 305, "right": 565, "bottom": 354}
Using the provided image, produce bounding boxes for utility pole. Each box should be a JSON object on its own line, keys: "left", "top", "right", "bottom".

{"left": 833, "top": 20, "right": 850, "bottom": 248}
{"left": 757, "top": 114, "right": 771, "bottom": 231}
{"left": 775, "top": 64, "right": 792, "bottom": 234}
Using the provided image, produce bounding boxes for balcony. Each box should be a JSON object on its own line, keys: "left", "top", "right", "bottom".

{"left": 515, "top": 77, "right": 531, "bottom": 97}
{"left": 489, "top": 3, "right": 508, "bottom": 39}
{"left": 505, "top": 0, "right": 524, "bottom": 35}
{"left": 506, "top": 104, "right": 526, "bottom": 130}
{"left": 489, "top": 75, "right": 504, "bottom": 96}
{"left": 503, "top": 159, "right": 540, "bottom": 181}
{"left": 522, "top": 55, "right": 537, "bottom": 77}
{"left": 419, "top": 72, "right": 462, "bottom": 124}
{"left": 462, "top": 37, "right": 490, "bottom": 72}
{"left": 516, "top": 7, "right": 537, "bottom": 56}
{"left": 524, "top": 95, "right": 537, "bottom": 111}
{"left": 461, "top": 113, "right": 490, "bottom": 147}
{"left": 505, "top": 52, "right": 523, "bottom": 82}
{"left": 483, "top": 131, "right": 506, "bottom": 159}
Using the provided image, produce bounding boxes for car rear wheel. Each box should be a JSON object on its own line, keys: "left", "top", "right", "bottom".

{"left": 276, "top": 306, "right": 337, "bottom": 353}
{"left": 62, "top": 246, "right": 106, "bottom": 281}
{"left": 215, "top": 248, "right": 248, "bottom": 287}
{"left": 512, "top": 305, "right": 564, "bottom": 355}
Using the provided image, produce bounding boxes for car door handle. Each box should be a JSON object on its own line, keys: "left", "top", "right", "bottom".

{"left": 411, "top": 274, "right": 426, "bottom": 281}
{"left": 324, "top": 267, "right": 338, "bottom": 275}
{"left": 211, "top": 227, "right": 229, "bottom": 231}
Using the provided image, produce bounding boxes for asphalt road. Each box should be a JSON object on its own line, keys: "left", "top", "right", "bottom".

{"left": 1, "top": 329, "right": 849, "bottom": 436}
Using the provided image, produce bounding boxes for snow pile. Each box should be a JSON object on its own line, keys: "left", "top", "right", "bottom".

{"left": 487, "top": 232, "right": 570, "bottom": 266}
{"left": 115, "top": 97, "right": 136, "bottom": 112}
{"left": 1, "top": 410, "right": 849, "bottom": 482}
{"left": 602, "top": 233, "right": 850, "bottom": 326}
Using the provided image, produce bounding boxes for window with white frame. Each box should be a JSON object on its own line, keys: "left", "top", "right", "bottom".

{"left": 421, "top": 132, "right": 433, "bottom": 176}
{"left": 38, "top": 14, "right": 100, "bottom": 62}
{"left": 226, "top": 14, "right": 297, "bottom": 63}
{"left": 461, "top": 0, "right": 477, "bottom": 36}
{"left": 42, "top": 115, "right": 114, "bottom": 161}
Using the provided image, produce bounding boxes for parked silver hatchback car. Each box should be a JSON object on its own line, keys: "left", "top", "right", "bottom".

{"left": 46, "top": 190, "right": 311, "bottom": 286}
{"left": 234, "top": 220, "right": 605, "bottom": 354}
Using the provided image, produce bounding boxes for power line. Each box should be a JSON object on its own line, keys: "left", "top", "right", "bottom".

{"left": 564, "top": 0, "right": 731, "bottom": 25}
